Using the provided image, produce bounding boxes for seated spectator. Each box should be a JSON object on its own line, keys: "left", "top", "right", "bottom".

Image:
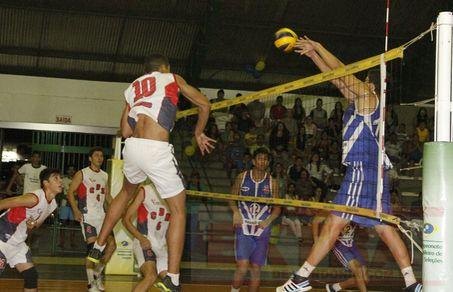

{"left": 327, "top": 141, "right": 341, "bottom": 172}
{"left": 304, "top": 116, "right": 318, "bottom": 138}
{"left": 281, "top": 183, "right": 303, "bottom": 245}
{"left": 386, "top": 132, "right": 402, "bottom": 163}
{"left": 396, "top": 122, "right": 409, "bottom": 143}
{"left": 287, "top": 156, "right": 305, "bottom": 182}
{"left": 269, "top": 121, "right": 290, "bottom": 153}
{"left": 270, "top": 95, "right": 288, "bottom": 121}
{"left": 415, "top": 121, "right": 429, "bottom": 143}
{"left": 237, "top": 110, "right": 255, "bottom": 133}
{"left": 325, "top": 118, "right": 341, "bottom": 140}
{"left": 414, "top": 107, "right": 429, "bottom": 129}
{"left": 401, "top": 133, "right": 423, "bottom": 165}
{"left": 248, "top": 134, "right": 270, "bottom": 158}
{"left": 329, "top": 101, "right": 344, "bottom": 128}
{"left": 212, "top": 89, "right": 229, "bottom": 113}
{"left": 247, "top": 98, "right": 266, "bottom": 127}
{"left": 186, "top": 171, "right": 207, "bottom": 191}
{"left": 283, "top": 109, "right": 298, "bottom": 138}
{"left": 240, "top": 152, "right": 254, "bottom": 171}
{"left": 306, "top": 153, "right": 333, "bottom": 202}
{"left": 230, "top": 101, "right": 249, "bottom": 122}
{"left": 386, "top": 104, "right": 399, "bottom": 133}
{"left": 224, "top": 131, "right": 246, "bottom": 180}
{"left": 310, "top": 98, "right": 328, "bottom": 129}
{"left": 296, "top": 169, "right": 316, "bottom": 199}
{"left": 272, "top": 162, "right": 288, "bottom": 196}
{"left": 295, "top": 124, "right": 308, "bottom": 154}
{"left": 292, "top": 97, "right": 306, "bottom": 122}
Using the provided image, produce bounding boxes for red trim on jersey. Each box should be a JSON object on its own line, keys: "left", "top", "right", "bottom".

{"left": 137, "top": 203, "right": 148, "bottom": 224}
{"left": 7, "top": 207, "right": 26, "bottom": 224}
{"left": 134, "top": 101, "right": 153, "bottom": 108}
{"left": 165, "top": 77, "right": 179, "bottom": 106}
{"left": 77, "top": 183, "right": 87, "bottom": 199}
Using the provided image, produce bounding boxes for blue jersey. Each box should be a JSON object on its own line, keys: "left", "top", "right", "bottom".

{"left": 342, "top": 101, "right": 392, "bottom": 169}
{"left": 238, "top": 170, "right": 273, "bottom": 237}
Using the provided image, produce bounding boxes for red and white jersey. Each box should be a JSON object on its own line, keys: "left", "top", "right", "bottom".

{"left": 136, "top": 184, "right": 170, "bottom": 250}
{"left": 0, "top": 189, "right": 57, "bottom": 245}
{"left": 76, "top": 167, "right": 108, "bottom": 216}
{"left": 124, "top": 72, "right": 180, "bottom": 132}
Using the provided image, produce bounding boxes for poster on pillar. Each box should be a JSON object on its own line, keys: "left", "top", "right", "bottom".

{"left": 105, "top": 159, "right": 135, "bottom": 275}
{"left": 423, "top": 142, "right": 453, "bottom": 291}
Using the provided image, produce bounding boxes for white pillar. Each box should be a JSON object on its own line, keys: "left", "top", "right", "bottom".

{"left": 434, "top": 11, "right": 453, "bottom": 142}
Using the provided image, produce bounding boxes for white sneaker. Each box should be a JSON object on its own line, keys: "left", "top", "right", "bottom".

{"left": 276, "top": 273, "right": 312, "bottom": 292}
{"left": 88, "top": 281, "right": 101, "bottom": 292}
{"left": 95, "top": 275, "right": 105, "bottom": 291}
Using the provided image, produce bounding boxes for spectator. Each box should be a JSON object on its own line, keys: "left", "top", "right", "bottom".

{"left": 385, "top": 132, "right": 402, "bottom": 163}
{"left": 306, "top": 153, "right": 332, "bottom": 201}
{"left": 240, "top": 153, "right": 254, "bottom": 171}
{"left": 287, "top": 156, "right": 305, "bottom": 182}
{"left": 296, "top": 169, "right": 315, "bottom": 199}
{"left": 327, "top": 141, "right": 341, "bottom": 172}
{"left": 415, "top": 108, "right": 429, "bottom": 128}
{"left": 237, "top": 111, "right": 255, "bottom": 134}
{"left": 247, "top": 99, "right": 266, "bottom": 127}
{"left": 303, "top": 116, "right": 318, "bottom": 138}
{"left": 283, "top": 109, "right": 298, "bottom": 138}
{"left": 281, "top": 183, "right": 303, "bottom": 245}
{"left": 325, "top": 117, "right": 341, "bottom": 139}
{"left": 269, "top": 121, "right": 290, "bottom": 153}
{"left": 396, "top": 122, "right": 409, "bottom": 143}
{"left": 295, "top": 124, "right": 308, "bottom": 153}
{"left": 225, "top": 132, "right": 247, "bottom": 180}
{"left": 6, "top": 151, "right": 47, "bottom": 195}
{"left": 272, "top": 162, "right": 288, "bottom": 196}
{"left": 248, "top": 134, "right": 270, "bottom": 156}
{"left": 386, "top": 104, "right": 399, "bottom": 133}
{"left": 292, "top": 97, "right": 306, "bottom": 122}
{"left": 329, "top": 101, "right": 344, "bottom": 127}
{"left": 402, "top": 133, "right": 423, "bottom": 165}
{"left": 309, "top": 98, "right": 328, "bottom": 129}
{"left": 270, "top": 95, "right": 288, "bottom": 121}
{"left": 415, "top": 121, "right": 429, "bottom": 143}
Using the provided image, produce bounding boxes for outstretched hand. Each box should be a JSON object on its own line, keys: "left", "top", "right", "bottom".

{"left": 294, "top": 36, "right": 317, "bottom": 57}
{"left": 195, "top": 133, "right": 216, "bottom": 155}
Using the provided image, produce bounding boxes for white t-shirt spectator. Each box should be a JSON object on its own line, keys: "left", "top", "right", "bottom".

{"left": 18, "top": 163, "right": 47, "bottom": 194}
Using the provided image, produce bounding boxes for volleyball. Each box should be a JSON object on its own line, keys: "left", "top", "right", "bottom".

{"left": 184, "top": 145, "right": 196, "bottom": 157}
{"left": 274, "top": 28, "right": 298, "bottom": 53}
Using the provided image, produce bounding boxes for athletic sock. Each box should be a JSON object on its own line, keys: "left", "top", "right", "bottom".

{"left": 93, "top": 241, "right": 106, "bottom": 252}
{"left": 231, "top": 287, "right": 240, "bottom": 292}
{"left": 296, "top": 261, "right": 315, "bottom": 278}
{"left": 86, "top": 268, "right": 95, "bottom": 284}
{"left": 401, "top": 266, "right": 416, "bottom": 287}
{"left": 332, "top": 283, "right": 342, "bottom": 291}
{"left": 95, "top": 263, "right": 105, "bottom": 276}
{"left": 167, "top": 272, "right": 180, "bottom": 286}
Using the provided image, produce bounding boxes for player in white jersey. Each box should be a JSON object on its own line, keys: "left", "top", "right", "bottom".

{"left": 6, "top": 151, "right": 47, "bottom": 195}
{"left": 88, "top": 54, "right": 215, "bottom": 292}
{"left": 0, "top": 168, "right": 62, "bottom": 292}
{"left": 67, "top": 147, "right": 115, "bottom": 292}
{"left": 122, "top": 184, "right": 170, "bottom": 292}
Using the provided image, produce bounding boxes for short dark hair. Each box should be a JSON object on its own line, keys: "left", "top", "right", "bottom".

{"left": 144, "top": 54, "right": 170, "bottom": 73}
{"left": 88, "top": 146, "right": 104, "bottom": 157}
{"left": 253, "top": 147, "right": 270, "bottom": 159}
{"left": 367, "top": 68, "right": 383, "bottom": 92}
{"left": 40, "top": 168, "right": 61, "bottom": 188}
{"left": 31, "top": 151, "right": 40, "bottom": 157}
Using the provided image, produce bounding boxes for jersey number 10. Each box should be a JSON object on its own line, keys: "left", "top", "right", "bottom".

{"left": 132, "top": 77, "right": 156, "bottom": 102}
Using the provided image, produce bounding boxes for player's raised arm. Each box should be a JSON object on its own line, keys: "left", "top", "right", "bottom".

{"left": 174, "top": 74, "right": 216, "bottom": 155}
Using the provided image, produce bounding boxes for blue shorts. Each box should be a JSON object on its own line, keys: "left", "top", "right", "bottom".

{"left": 59, "top": 206, "right": 74, "bottom": 221}
{"left": 332, "top": 162, "right": 391, "bottom": 227}
{"left": 235, "top": 228, "right": 270, "bottom": 266}
{"left": 332, "top": 241, "right": 366, "bottom": 270}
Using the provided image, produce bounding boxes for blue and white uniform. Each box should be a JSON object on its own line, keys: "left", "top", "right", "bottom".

{"left": 235, "top": 170, "right": 273, "bottom": 266}
{"left": 332, "top": 100, "right": 392, "bottom": 226}
{"left": 332, "top": 223, "right": 366, "bottom": 270}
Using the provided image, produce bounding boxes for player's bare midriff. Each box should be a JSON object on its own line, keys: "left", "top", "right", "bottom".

{"left": 133, "top": 114, "right": 170, "bottom": 142}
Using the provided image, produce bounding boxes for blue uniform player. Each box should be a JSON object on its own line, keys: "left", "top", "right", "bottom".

{"left": 230, "top": 147, "right": 281, "bottom": 292}
{"left": 277, "top": 38, "right": 422, "bottom": 292}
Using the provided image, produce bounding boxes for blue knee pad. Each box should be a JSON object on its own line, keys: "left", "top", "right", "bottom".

{"left": 21, "top": 266, "right": 38, "bottom": 289}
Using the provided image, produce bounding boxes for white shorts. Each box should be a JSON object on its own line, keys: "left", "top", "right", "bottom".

{"left": 132, "top": 238, "right": 168, "bottom": 274}
{"left": 0, "top": 241, "right": 31, "bottom": 270}
{"left": 122, "top": 137, "right": 185, "bottom": 199}
{"left": 81, "top": 213, "right": 105, "bottom": 241}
